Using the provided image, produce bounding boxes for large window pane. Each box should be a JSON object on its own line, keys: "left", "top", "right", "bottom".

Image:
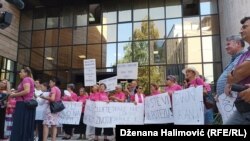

{"left": 203, "top": 63, "right": 214, "bottom": 83}
{"left": 46, "top": 8, "right": 59, "bottom": 28}
{"left": 149, "top": 20, "right": 165, "bottom": 39}
{"left": 166, "top": 18, "right": 182, "bottom": 38}
{"left": 102, "top": 24, "right": 116, "bottom": 43}
{"left": 89, "top": 4, "right": 101, "bottom": 25}
{"left": 118, "top": 42, "right": 132, "bottom": 63}
{"left": 102, "top": 0, "right": 117, "bottom": 24}
{"left": 18, "top": 49, "right": 30, "bottom": 66}
{"left": 32, "top": 31, "right": 45, "bottom": 47}
{"left": 72, "top": 45, "right": 86, "bottom": 69}
{"left": 166, "top": 64, "right": 185, "bottom": 83}
{"left": 150, "top": 40, "right": 165, "bottom": 64}
{"left": 102, "top": 43, "right": 116, "bottom": 67}
{"left": 183, "top": 0, "right": 199, "bottom": 16}
{"left": 133, "top": 41, "right": 149, "bottom": 65}
{"left": 165, "top": 0, "right": 182, "bottom": 18}
{"left": 74, "top": 6, "right": 87, "bottom": 26}
{"left": 183, "top": 17, "right": 200, "bottom": 37}
{"left": 45, "top": 29, "right": 59, "bottom": 47}
{"left": 118, "top": 0, "right": 132, "bottom": 22}
{"left": 184, "top": 37, "right": 202, "bottom": 63}
{"left": 200, "top": 0, "right": 218, "bottom": 15}
{"left": 20, "top": 10, "right": 32, "bottom": 31}
{"left": 6, "top": 60, "right": 14, "bottom": 71}
{"left": 201, "top": 15, "right": 219, "bottom": 35}
{"left": 149, "top": 0, "right": 164, "bottom": 20}
{"left": 60, "top": 7, "right": 73, "bottom": 28}
{"left": 133, "top": 21, "right": 148, "bottom": 40}
{"left": 87, "top": 44, "right": 102, "bottom": 68}
{"left": 88, "top": 26, "right": 101, "bottom": 44}
{"left": 59, "top": 28, "right": 73, "bottom": 46}
{"left": 133, "top": 0, "right": 148, "bottom": 21}
{"left": 19, "top": 31, "right": 31, "bottom": 48}
{"left": 202, "top": 36, "right": 213, "bottom": 62}
{"left": 138, "top": 66, "right": 150, "bottom": 94}
{"left": 58, "top": 47, "right": 72, "bottom": 69}
{"left": 73, "top": 27, "right": 87, "bottom": 44}
{"left": 31, "top": 48, "right": 44, "bottom": 70}
{"left": 118, "top": 23, "right": 132, "bottom": 41}
{"left": 44, "top": 48, "right": 57, "bottom": 70}
{"left": 33, "top": 8, "right": 46, "bottom": 30}
{"left": 166, "top": 38, "right": 184, "bottom": 64}
{"left": 150, "top": 66, "right": 166, "bottom": 90}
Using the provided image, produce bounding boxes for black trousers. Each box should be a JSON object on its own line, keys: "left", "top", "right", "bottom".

{"left": 0, "top": 107, "right": 6, "bottom": 139}
{"left": 36, "top": 120, "right": 43, "bottom": 141}
{"left": 63, "top": 124, "right": 74, "bottom": 136}
{"left": 95, "top": 127, "right": 113, "bottom": 136}
{"left": 74, "top": 113, "right": 86, "bottom": 134}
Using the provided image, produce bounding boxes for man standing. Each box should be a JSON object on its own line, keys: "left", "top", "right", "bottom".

{"left": 225, "top": 17, "right": 250, "bottom": 124}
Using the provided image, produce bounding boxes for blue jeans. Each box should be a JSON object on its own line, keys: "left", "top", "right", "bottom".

{"left": 205, "top": 108, "right": 214, "bottom": 125}
{"left": 224, "top": 110, "right": 250, "bottom": 125}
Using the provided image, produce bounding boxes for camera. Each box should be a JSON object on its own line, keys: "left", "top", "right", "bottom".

{"left": 0, "top": 3, "right": 13, "bottom": 29}
{"left": 231, "top": 84, "right": 248, "bottom": 92}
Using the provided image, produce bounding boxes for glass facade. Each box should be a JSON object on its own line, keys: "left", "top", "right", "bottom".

{"left": 18, "top": 0, "right": 221, "bottom": 93}
{"left": 0, "top": 56, "right": 16, "bottom": 87}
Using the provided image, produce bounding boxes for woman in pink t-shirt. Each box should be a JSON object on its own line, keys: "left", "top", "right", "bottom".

{"left": 41, "top": 78, "right": 61, "bottom": 141}
{"left": 109, "top": 85, "right": 125, "bottom": 102}
{"left": 165, "top": 75, "right": 182, "bottom": 104}
{"left": 150, "top": 83, "right": 161, "bottom": 96}
{"left": 62, "top": 83, "right": 78, "bottom": 140}
{"left": 9, "top": 67, "right": 35, "bottom": 141}
{"left": 134, "top": 86, "right": 145, "bottom": 104}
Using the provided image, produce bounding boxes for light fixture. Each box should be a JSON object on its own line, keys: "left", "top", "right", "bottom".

{"left": 78, "top": 55, "right": 86, "bottom": 59}
{"left": 46, "top": 57, "right": 54, "bottom": 60}
{"left": 153, "top": 51, "right": 159, "bottom": 54}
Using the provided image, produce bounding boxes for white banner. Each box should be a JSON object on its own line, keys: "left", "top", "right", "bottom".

{"left": 117, "top": 62, "right": 138, "bottom": 79}
{"left": 144, "top": 93, "right": 174, "bottom": 124}
{"left": 59, "top": 102, "right": 82, "bottom": 125}
{"left": 84, "top": 100, "right": 144, "bottom": 127}
{"left": 99, "top": 76, "right": 117, "bottom": 91}
{"left": 84, "top": 59, "right": 96, "bottom": 86}
{"left": 173, "top": 86, "right": 204, "bottom": 125}
{"left": 216, "top": 92, "right": 237, "bottom": 124}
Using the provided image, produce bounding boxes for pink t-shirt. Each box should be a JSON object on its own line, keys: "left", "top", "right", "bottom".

{"left": 16, "top": 77, "right": 35, "bottom": 101}
{"left": 62, "top": 92, "right": 78, "bottom": 101}
{"left": 78, "top": 95, "right": 89, "bottom": 113}
{"left": 90, "top": 92, "right": 109, "bottom": 102}
{"left": 50, "top": 86, "right": 61, "bottom": 102}
{"left": 165, "top": 84, "right": 182, "bottom": 93}
{"left": 204, "top": 82, "right": 211, "bottom": 92}
{"left": 134, "top": 93, "right": 144, "bottom": 103}
{"left": 6, "top": 98, "right": 16, "bottom": 114}
{"left": 113, "top": 92, "right": 125, "bottom": 101}
{"left": 188, "top": 77, "right": 204, "bottom": 87}
{"left": 151, "top": 90, "right": 161, "bottom": 96}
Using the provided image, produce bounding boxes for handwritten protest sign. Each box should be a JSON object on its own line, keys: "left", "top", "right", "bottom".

{"left": 84, "top": 59, "right": 96, "bottom": 86}
{"left": 144, "top": 93, "right": 173, "bottom": 124}
{"left": 117, "top": 62, "right": 138, "bottom": 79}
{"left": 173, "top": 86, "right": 204, "bottom": 125}
{"left": 84, "top": 100, "right": 144, "bottom": 127}
{"left": 99, "top": 76, "right": 117, "bottom": 91}
{"left": 216, "top": 92, "right": 237, "bottom": 123}
{"left": 59, "top": 102, "right": 82, "bottom": 125}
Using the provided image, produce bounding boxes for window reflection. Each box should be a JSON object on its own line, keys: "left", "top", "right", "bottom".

{"left": 203, "top": 63, "right": 214, "bottom": 83}
{"left": 102, "top": 43, "right": 116, "bottom": 67}
{"left": 20, "top": 10, "right": 32, "bottom": 31}
{"left": 118, "top": 42, "right": 132, "bottom": 63}
{"left": 31, "top": 48, "right": 44, "bottom": 70}
{"left": 183, "top": 17, "right": 200, "bottom": 37}
{"left": 46, "top": 8, "right": 59, "bottom": 28}
{"left": 74, "top": 7, "right": 87, "bottom": 26}
{"left": 201, "top": 15, "right": 219, "bottom": 35}
{"left": 19, "top": 32, "right": 31, "bottom": 48}
{"left": 166, "top": 19, "right": 182, "bottom": 38}
{"left": 73, "top": 27, "right": 87, "bottom": 45}
{"left": 59, "top": 28, "right": 73, "bottom": 46}
{"left": 60, "top": 7, "right": 73, "bottom": 28}
{"left": 32, "top": 31, "right": 45, "bottom": 47}
{"left": 72, "top": 45, "right": 86, "bottom": 69}
{"left": 118, "top": 23, "right": 132, "bottom": 41}
{"left": 133, "top": 21, "right": 148, "bottom": 40}
{"left": 150, "top": 66, "right": 166, "bottom": 89}
{"left": 58, "top": 47, "right": 72, "bottom": 69}
{"left": 102, "top": 24, "right": 116, "bottom": 43}
{"left": 102, "top": 0, "right": 117, "bottom": 24}
{"left": 87, "top": 44, "right": 102, "bottom": 68}
{"left": 118, "top": 0, "right": 132, "bottom": 22}
{"left": 45, "top": 29, "right": 58, "bottom": 47}
{"left": 89, "top": 4, "right": 101, "bottom": 25}
{"left": 138, "top": 66, "right": 149, "bottom": 93}
{"left": 88, "top": 26, "right": 101, "bottom": 44}
{"left": 57, "top": 71, "right": 71, "bottom": 87}
{"left": 149, "top": 20, "right": 165, "bottom": 39}
{"left": 184, "top": 37, "right": 202, "bottom": 63}
{"left": 6, "top": 60, "right": 14, "bottom": 71}
{"left": 149, "top": 0, "right": 164, "bottom": 20}
{"left": 18, "top": 49, "right": 30, "bottom": 66}
{"left": 133, "top": 41, "right": 149, "bottom": 65}
{"left": 165, "top": 0, "right": 182, "bottom": 18}
{"left": 202, "top": 36, "right": 213, "bottom": 62}
{"left": 200, "top": 0, "right": 218, "bottom": 15}
{"left": 133, "top": 0, "right": 148, "bottom": 21}
{"left": 183, "top": 0, "right": 199, "bottom": 16}
{"left": 44, "top": 48, "right": 57, "bottom": 70}
{"left": 150, "top": 40, "right": 165, "bottom": 64}
{"left": 166, "top": 38, "right": 184, "bottom": 64}
{"left": 33, "top": 8, "right": 46, "bottom": 30}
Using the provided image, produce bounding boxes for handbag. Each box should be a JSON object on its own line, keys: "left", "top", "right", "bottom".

{"left": 22, "top": 96, "right": 38, "bottom": 109}
{"left": 50, "top": 101, "right": 65, "bottom": 113}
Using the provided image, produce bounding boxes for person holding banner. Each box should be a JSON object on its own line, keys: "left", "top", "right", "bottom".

{"left": 41, "top": 78, "right": 61, "bottom": 141}
{"left": 150, "top": 83, "right": 161, "bottom": 96}
{"left": 109, "top": 85, "right": 126, "bottom": 102}
{"left": 134, "top": 85, "right": 145, "bottom": 104}
{"left": 91, "top": 83, "right": 113, "bottom": 141}
{"left": 165, "top": 75, "right": 182, "bottom": 104}
{"left": 62, "top": 83, "right": 78, "bottom": 140}
{"left": 75, "top": 87, "right": 89, "bottom": 140}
